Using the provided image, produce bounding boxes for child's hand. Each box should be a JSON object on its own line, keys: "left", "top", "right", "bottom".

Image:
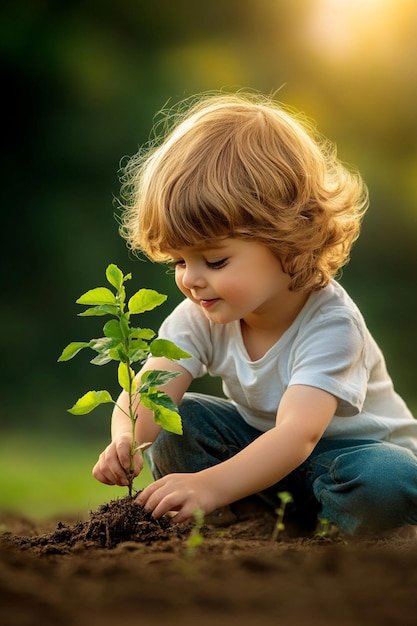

{"left": 136, "top": 472, "right": 218, "bottom": 523}
{"left": 92, "top": 435, "right": 143, "bottom": 487}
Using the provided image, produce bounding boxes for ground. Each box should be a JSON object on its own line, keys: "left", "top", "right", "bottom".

{"left": 1, "top": 496, "right": 417, "bottom": 626}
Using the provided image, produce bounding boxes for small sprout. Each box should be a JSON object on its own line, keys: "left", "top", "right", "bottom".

{"left": 271, "top": 491, "right": 294, "bottom": 542}
{"left": 315, "top": 518, "right": 345, "bottom": 543}
{"left": 315, "top": 517, "right": 332, "bottom": 539}
{"left": 58, "top": 264, "right": 190, "bottom": 497}
{"left": 185, "top": 508, "right": 205, "bottom": 559}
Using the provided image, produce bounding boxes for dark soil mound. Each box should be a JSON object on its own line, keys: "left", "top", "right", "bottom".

{"left": 1, "top": 496, "right": 187, "bottom": 554}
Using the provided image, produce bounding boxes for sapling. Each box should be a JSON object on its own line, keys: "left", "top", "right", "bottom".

{"left": 58, "top": 263, "right": 190, "bottom": 497}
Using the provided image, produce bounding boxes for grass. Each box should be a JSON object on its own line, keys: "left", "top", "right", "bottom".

{"left": 0, "top": 432, "right": 153, "bottom": 521}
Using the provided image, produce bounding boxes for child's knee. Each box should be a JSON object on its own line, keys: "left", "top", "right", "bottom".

{"left": 317, "top": 444, "right": 417, "bottom": 534}
{"left": 331, "top": 443, "right": 416, "bottom": 491}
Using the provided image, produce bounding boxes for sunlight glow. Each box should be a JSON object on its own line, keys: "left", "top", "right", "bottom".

{"left": 306, "top": 0, "right": 413, "bottom": 59}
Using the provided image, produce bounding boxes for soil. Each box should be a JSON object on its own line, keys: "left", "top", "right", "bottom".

{"left": 1, "top": 496, "right": 417, "bottom": 626}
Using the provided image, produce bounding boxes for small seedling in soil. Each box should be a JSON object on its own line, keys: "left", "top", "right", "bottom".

{"left": 271, "top": 491, "right": 294, "bottom": 542}
{"left": 315, "top": 517, "right": 331, "bottom": 539}
{"left": 58, "top": 263, "right": 190, "bottom": 497}
{"left": 184, "top": 509, "right": 205, "bottom": 559}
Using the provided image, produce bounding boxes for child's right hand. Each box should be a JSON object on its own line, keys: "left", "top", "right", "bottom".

{"left": 92, "top": 434, "right": 143, "bottom": 487}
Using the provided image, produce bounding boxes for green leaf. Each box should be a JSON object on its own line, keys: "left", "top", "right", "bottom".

{"left": 128, "top": 347, "right": 149, "bottom": 365}
{"left": 141, "top": 393, "right": 182, "bottom": 434}
{"left": 150, "top": 339, "right": 191, "bottom": 360}
{"left": 128, "top": 289, "right": 167, "bottom": 314}
{"left": 128, "top": 338, "right": 148, "bottom": 351}
{"left": 89, "top": 337, "right": 120, "bottom": 364}
{"left": 130, "top": 328, "right": 155, "bottom": 340}
{"left": 127, "top": 339, "right": 149, "bottom": 363}
{"left": 68, "top": 390, "right": 114, "bottom": 415}
{"left": 78, "top": 304, "right": 118, "bottom": 317}
{"left": 140, "top": 369, "right": 182, "bottom": 389}
{"left": 58, "top": 341, "right": 90, "bottom": 362}
{"left": 103, "top": 319, "right": 123, "bottom": 341}
{"left": 153, "top": 405, "right": 183, "bottom": 434}
{"left": 109, "top": 346, "right": 127, "bottom": 362}
{"left": 90, "top": 352, "right": 113, "bottom": 366}
{"left": 278, "top": 491, "right": 294, "bottom": 505}
{"left": 105, "top": 264, "right": 124, "bottom": 290}
{"left": 142, "top": 389, "right": 179, "bottom": 412}
{"left": 117, "top": 362, "right": 136, "bottom": 392}
{"left": 90, "top": 337, "right": 119, "bottom": 353}
{"left": 76, "top": 287, "right": 116, "bottom": 307}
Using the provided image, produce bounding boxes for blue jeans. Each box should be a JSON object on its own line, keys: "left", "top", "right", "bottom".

{"left": 146, "top": 392, "right": 417, "bottom": 535}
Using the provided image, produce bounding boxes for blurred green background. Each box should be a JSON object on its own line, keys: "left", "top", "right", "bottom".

{"left": 1, "top": 0, "right": 416, "bottom": 520}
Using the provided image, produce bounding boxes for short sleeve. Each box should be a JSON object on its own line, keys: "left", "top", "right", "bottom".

{"left": 157, "top": 299, "right": 212, "bottom": 379}
{"left": 289, "top": 310, "right": 368, "bottom": 417}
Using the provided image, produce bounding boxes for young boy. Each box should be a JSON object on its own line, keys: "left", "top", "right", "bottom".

{"left": 93, "top": 93, "right": 417, "bottom": 536}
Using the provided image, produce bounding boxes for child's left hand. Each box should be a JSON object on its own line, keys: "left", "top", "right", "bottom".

{"left": 136, "top": 473, "right": 218, "bottom": 523}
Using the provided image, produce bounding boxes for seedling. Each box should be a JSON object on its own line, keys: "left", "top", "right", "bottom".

{"left": 315, "top": 517, "right": 335, "bottom": 540}
{"left": 271, "top": 490, "right": 294, "bottom": 542}
{"left": 58, "top": 263, "right": 190, "bottom": 496}
{"left": 184, "top": 508, "right": 205, "bottom": 559}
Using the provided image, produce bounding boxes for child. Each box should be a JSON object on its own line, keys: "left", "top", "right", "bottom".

{"left": 93, "top": 92, "right": 417, "bottom": 536}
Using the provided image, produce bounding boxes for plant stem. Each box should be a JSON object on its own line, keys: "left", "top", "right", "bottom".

{"left": 127, "top": 359, "right": 136, "bottom": 498}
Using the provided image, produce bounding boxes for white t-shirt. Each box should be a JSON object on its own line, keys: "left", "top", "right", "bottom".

{"left": 158, "top": 280, "right": 417, "bottom": 452}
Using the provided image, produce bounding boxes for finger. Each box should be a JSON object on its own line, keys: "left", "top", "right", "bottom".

{"left": 115, "top": 439, "right": 132, "bottom": 472}
{"left": 136, "top": 479, "right": 163, "bottom": 505}
{"left": 148, "top": 494, "right": 174, "bottom": 519}
{"left": 168, "top": 508, "right": 194, "bottom": 524}
{"left": 152, "top": 493, "right": 195, "bottom": 522}
{"left": 114, "top": 441, "right": 143, "bottom": 480}
{"left": 92, "top": 462, "right": 116, "bottom": 485}
{"left": 131, "top": 450, "right": 143, "bottom": 476}
{"left": 99, "top": 449, "right": 129, "bottom": 486}
{"left": 143, "top": 482, "right": 187, "bottom": 518}
{"left": 136, "top": 483, "right": 173, "bottom": 517}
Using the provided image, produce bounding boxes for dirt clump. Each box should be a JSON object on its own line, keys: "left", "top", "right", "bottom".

{"left": 1, "top": 496, "right": 185, "bottom": 555}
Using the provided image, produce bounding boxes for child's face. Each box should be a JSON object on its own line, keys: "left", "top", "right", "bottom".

{"left": 168, "top": 238, "right": 293, "bottom": 326}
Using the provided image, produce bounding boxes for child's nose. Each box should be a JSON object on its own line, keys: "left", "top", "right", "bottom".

{"left": 182, "top": 265, "right": 206, "bottom": 290}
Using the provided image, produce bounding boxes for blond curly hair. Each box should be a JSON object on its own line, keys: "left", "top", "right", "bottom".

{"left": 119, "top": 92, "right": 368, "bottom": 292}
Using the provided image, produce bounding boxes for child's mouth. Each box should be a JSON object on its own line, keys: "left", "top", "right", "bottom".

{"left": 200, "top": 298, "right": 219, "bottom": 309}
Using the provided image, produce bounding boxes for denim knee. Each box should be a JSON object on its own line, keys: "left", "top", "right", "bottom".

{"left": 313, "top": 443, "right": 417, "bottom": 534}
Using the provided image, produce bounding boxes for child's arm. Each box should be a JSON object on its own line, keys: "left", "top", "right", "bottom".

{"left": 92, "top": 357, "right": 192, "bottom": 487}
{"left": 137, "top": 384, "right": 337, "bottom": 522}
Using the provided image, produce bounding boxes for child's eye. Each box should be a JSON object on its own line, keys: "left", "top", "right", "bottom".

{"left": 206, "top": 258, "right": 228, "bottom": 269}
{"left": 170, "top": 259, "right": 185, "bottom": 268}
